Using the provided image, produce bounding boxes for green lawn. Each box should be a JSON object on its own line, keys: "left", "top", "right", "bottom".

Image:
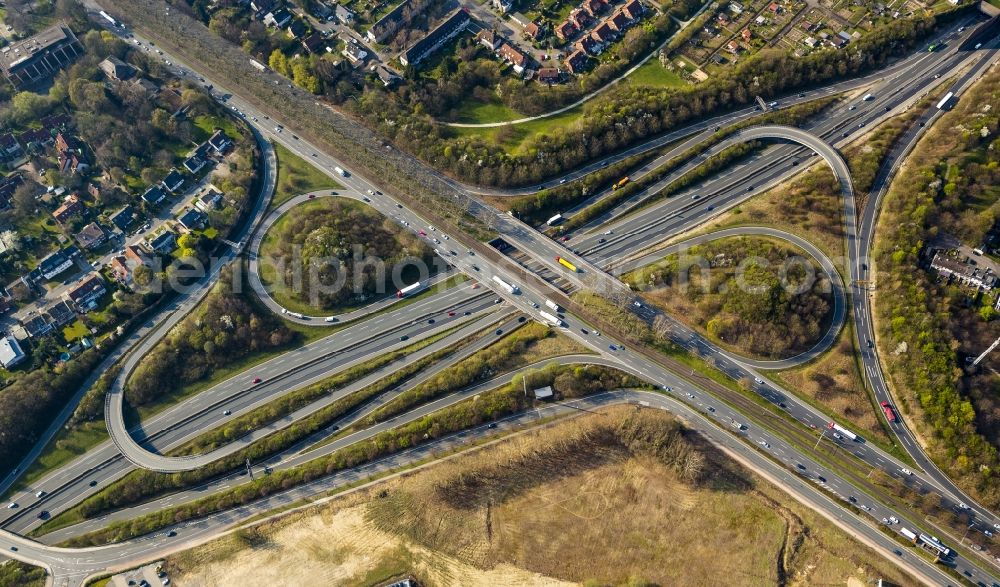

{"left": 627, "top": 60, "right": 689, "bottom": 89}
{"left": 2, "top": 420, "right": 109, "bottom": 499}
{"left": 62, "top": 319, "right": 90, "bottom": 342}
{"left": 453, "top": 98, "right": 524, "bottom": 125}
{"left": 270, "top": 143, "right": 341, "bottom": 211}
{"left": 192, "top": 115, "right": 241, "bottom": 142}
{"left": 448, "top": 106, "right": 585, "bottom": 154}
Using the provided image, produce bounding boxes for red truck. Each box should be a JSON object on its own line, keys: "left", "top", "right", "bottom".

{"left": 881, "top": 401, "right": 896, "bottom": 423}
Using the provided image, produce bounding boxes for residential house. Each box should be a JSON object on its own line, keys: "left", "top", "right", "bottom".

{"left": 717, "top": 12, "right": 729, "bottom": 24}
{"left": 177, "top": 208, "right": 206, "bottom": 231}
{"left": 301, "top": 32, "right": 326, "bottom": 54}
{"left": 590, "top": 22, "right": 615, "bottom": 49}
{"left": 828, "top": 36, "right": 846, "bottom": 49}
{"left": 0, "top": 133, "right": 23, "bottom": 161}
{"left": 509, "top": 12, "right": 532, "bottom": 27}
{"left": 837, "top": 30, "right": 852, "bottom": 43}
{"left": 726, "top": 40, "right": 740, "bottom": 54}
{"left": 52, "top": 194, "right": 83, "bottom": 224}
{"left": 183, "top": 155, "right": 206, "bottom": 174}
{"left": 367, "top": 0, "right": 415, "bottom": 44}
{"left": 64, "top": 275, "right": 106, "bottom": 311}
{"left": 371, "top": 64, "right": 402, "bottom": 87}
{"left": 195, "top": 186, "right": 223, "bottom": 212}
{"left": 497, "top": 42, "right": 529, "bottom": 74}
{"left": 312, "top": 2, "right": 333, "bottom": 20}
{"left": 492, "top": 0, "right": 513, "bottom": 12}
{"left": 264, "top": 8, "right": 292, "bottom": 28}
{"left": 741, "top": 28, "right": 752, "bottom": 42}
{"left": 142, "top": 185, "right": 167, "bottom": 206}
{"left": 130, "top": 77, "right": 159, "bottom": 94}
{"left": 335, "top": 4, "right": 355, "bottom": 24}
{"left": 582, "top": 0, "right": 607, "bottom": 18}
{"left": 147, "top": 230, "right": 177, "bottom": 254}
{"left": 250, "top": 0, "right": 276, "bottom": 17}
{"left": 98, "top": 56, "right": 137, "bottom": 81}
{"left": 564, "top": 49, "right": 590, "bottom": 74}
{"left": 606, "top": 11, "right": 630, "bottom": 34}
{"left": 44, "top": 300, "right": 75, "bottom": 326}
{"left": 161, "top": 169, "right": 184, "bottom": 193}
{"left": 21, "top": 314, "right": 52, "bottom": 338}
{"left": 768, "top": 2, "right": 781, "bottom": 13}
{"left": 930, "top": 251, "right": 996, "bottom": 290}
{"left": 554, "top": 21, "right": 577, "bottom": 41}
{"left": 621, "top": 0, "right": 643, "bottom": 19}
{"left": 537, "top": 67, "right": 561, "bottom": 84}
{"left": 803, "top": 36, "right": 817, "bottom": 48}
{"left": 342, "top": 41, "right": 369, "bottom": 65}
{"left": 109, "top": 255, "right": 133, "bottom": 283}
{"left": 75, "top": 222, "right": 108, "bottom": 250}
{"left": 575, "top": 35, "right": 598, "bottom": 54}
{"left": 124, "top": 244, "right": 150, "bottom": 267}
{"left": 477, "top": 29, "right": 503, "bottom": 51}
{"left": 398, "top": 9, "right": 471, "bottom": 69}
{"left": 36, "top": 249, "right": 75, "bottom": 280}
{"left": 0, "top": 23, "right": 83, "bottom": 89}
{"left": 0, "top": 174, "right": 22, "bottom": 208}
{"left": 729, "top": 1, "right": 744, "bottom": 14}
{"left": 568, "top": 8, "right": 591, "bottom": 30}
{"left": 207, "top": 130, "right": 232, "bottom": 155}
{"left": 109, "top": 205, "right": 136, "bottom": 232}
{"left": 523, "top": 21, "right": 542, "bottom": 40}
{"left": 55, "top": 133, "right": 88, "bottom": 174}
{"left": 0, "top": 335, "right": 26, "bottom": 368}
{"left": 286, "top": 19, "right": 307, "bottom": 38}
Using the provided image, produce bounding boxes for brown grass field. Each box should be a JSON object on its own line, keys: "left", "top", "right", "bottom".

{"left": 164, "top": 407, "right": 915, "bottom": 587}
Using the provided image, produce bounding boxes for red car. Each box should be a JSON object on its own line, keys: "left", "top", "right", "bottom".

{"left": 472, "top": 283, "right": 480, "bottom": 289}
{"left": 307, "top": 194, "right": 315, "bottom": 199}
{"left": 562, "top": 236, "right": 570, "bottom": 242}
{"left": 447, "top": 311, "right": 455, "bottom": 317}
{"left": 252, "top": 377, "right": 262, "bottom": 384}
{"left": 419, "top": 230, "right": 427, "bottom": 236}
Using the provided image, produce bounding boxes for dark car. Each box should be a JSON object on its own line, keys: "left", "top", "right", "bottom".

{"left": 848, "top": 496, "right": 857, "bottom": 503}
{"left": 867, "top": 340, "right": 874, "bottom": 348}
{"left": 817, "top": 476, "right": 827, "bottom": 483}
{"left": 487, "top": 423, "right": 497, "bottom": 429}
{"left": 400, "top": 335, "right": 409, "bottom": 341}
{"left": 598, "top": 238, "right": 606, "bottom": 243}
{"left": 37, "top": 511, "right": 49, "bottom": 520}
{"left": 517, "top": 316, "right": 526, "bottom": 323}
{"left": 495, "top": 329, "right": 503, "bottom": 335}
{"left": 427, "top": 318, "right": 435, "bottom": 324}
{"left": 89, "top": 480, "right": 98, "bottom": 487}
{"left": 166, "top": 530, "right": 177, "bottom": 537}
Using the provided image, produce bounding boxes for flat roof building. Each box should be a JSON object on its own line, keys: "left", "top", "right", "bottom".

{"left": 0, "top": 23, "right": 84, "bottom": 89}
{"left": 0, "top": 335, "right": 26, "bottom": 368}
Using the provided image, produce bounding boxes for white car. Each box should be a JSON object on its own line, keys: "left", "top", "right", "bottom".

{"left": 34, "top": 491, "right": 44, "bottom": 498}
{"left": 889, "top": 516, "right": 898, "bottom": 524}
{"left": 958, "top": 502, "right": 970, "bottom": 510}
{"left": 754, "top": 377, "right": 763, "bottom": 384}
{"left": 993, "top": 523, "right": 1000, "bottom": 531}
{"left": 324, "top": 316, "right": 336, "bottom": 323}
{"left": 6, "top": 503, "right": 17, "bottom": 509}
{"left": 900, "top": 468, "right": 912, "bottom": 476}
{"left": 604, "top": 230, "right": 613, "bottom": 235}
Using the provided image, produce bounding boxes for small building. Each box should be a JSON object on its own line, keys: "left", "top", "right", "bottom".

{"left": 554, "top": 21, "right": 577, "bottom": 41}
{"left": 726, "top": 40, "right": 740, "bottom": 54}
{"left": 194, "top": 186, "right": 224, "bottom": 212}
{"left": 492, "top": 0, "right": 513, "bottom": 13}
{"left": 52, "top": 194, "right": 84, "bottom": 224}
{"left": 55, "top": 133, "right": 88, "bottom": 174}
{"left": 98, "top": 56, "right": 137, "bottom": 81}
{"left": 161, "top": 169, "right": 184, "bottom": 193}
{"left": 0, "top": 335, "right": 26, "bottom": 369}
{"left": 75, "top": 222, "right": 108, "bottom": 250}
{"left": 371, "top": 64, "right": 402, "bottom": 87}
{"left": 109, "top": 255, "right": 133, "bottom": 283}
{"left": 537, "top": 67, "right": 561, "bottom": 84}
{"left": 21, "top": 314, "right": 53, "bottom": 338}
{"left": 477, "top": 29, "right": 503, "bottom": 51}
{"left": 523, "top": 21, "right": 542, "bottom": 40}
{"left": 0, "top": 133, "right": 23, "bottom": 161}
{"left": 575, "top": 36, "right": 598, "bottom": 55}
{"left": 342, "top": 41, "right": 369, "bottom": 65}
{"left": 125, "top": 244, "right": 150, "bottom": 266}
{"left": 497, "top": 42, "right": 529, "bottom": 74}
{"left": 590, "top": 22, "right": 615, "bottom": 48}
{"left": 64, "top": 275, "right": 106, "bottom": 311}
{"left": 286, "top": 19, "right": 307, "bottom": 39}
{"left": 741, "top": 28, "right": 752, "bottom": 42}
{"left": 142, "top": 185, "right": 167, "bottom": 206}
{"left": 207, "top": 130, "right": 232, "bottom": 155}
{"left": 568, "top": 8, "right": 591, "bottom": 30}
{"left": 564, "top": 49, "right": 590, "bottom": 74}
{"left": 264, "top": 8, "right": 292, "bottom": 28}
{"left": 768, "top": 2, "right": 781, "bottom": 13}
{"left": 301, "top": 32, "right": 326, "bottom": 54}
{"left": 606, "top": 11, "right": 630, "bottom": 34}
{"left": 533, "top": 385, "right": 554, "bottom": 400}
{"left": 182, "top": 155, "right": 206, "bottom": 174}
{"left": 582, "top": 0, "right": 608, "bottom": 17}
{"left": 367, "top": 0, "right": 416, "bottom": 44}
{"left": 37, "top": 249, "right": 75, "bottom": 280}
{"left": 44, "top": 300, "right": 75, "bottom": 326}
{"left": 148, "top": 230, "right": 177, "bottom": 254}
{"left": 621, "top": 0, "right": 643, "bottom": 21}
{"left": 177, "top": 208, "right": 207, "bottom": 231}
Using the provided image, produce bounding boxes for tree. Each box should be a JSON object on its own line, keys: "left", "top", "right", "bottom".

{"left": 268, "top": 49, "right": 290, "bottom": 77}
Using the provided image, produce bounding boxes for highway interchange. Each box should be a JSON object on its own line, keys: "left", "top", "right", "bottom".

{"left": 1, "top": 5, "right": 999, "bottom": 587}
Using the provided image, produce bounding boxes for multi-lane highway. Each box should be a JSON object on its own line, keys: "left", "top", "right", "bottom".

{"left": 2, "top": 5, "right": 1000, "bottom": 586}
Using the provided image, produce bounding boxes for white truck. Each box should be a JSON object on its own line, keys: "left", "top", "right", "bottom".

{"left": 492, "top": 275, "right": 519, "bottom": 294}
{"left": 900, "top": 527, "right": 918, "bottom": 542}
{"left": 862, "top": 93, "right": 875, "bottom": 101}
{"left": 250, "top": 58, "right": 267, "bottom": 72}
{"left": 544, "top": 299, "right": 561, "bottom": 312}
{"left": 546, "top": 214, "right": 564, "bottom": 226}
{"left": 396, "top": 281, "right": 426, "bottom": 298}
{"left": 830, "top": 422, "right": 858, "bottom": 442}
{"left": 539, "top": 311, "right": 564, "bottom": 327}
{"left": 334, "top": 166, "right": 348, "bottom": 177}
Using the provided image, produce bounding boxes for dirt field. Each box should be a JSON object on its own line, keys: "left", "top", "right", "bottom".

{"left": 165, "top": 407, "right": 916, "bottom": 587}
